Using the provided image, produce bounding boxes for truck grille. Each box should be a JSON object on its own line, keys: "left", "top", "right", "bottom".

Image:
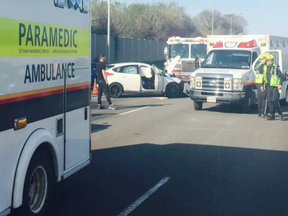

{"left": 181, "top": 60, "right": 196, "bottom": 72}
{"left": 202, "top": 77, "right": 224, "bottom": 90}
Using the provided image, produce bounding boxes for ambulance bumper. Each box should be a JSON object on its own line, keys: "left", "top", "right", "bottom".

{"left": 190, "top": 89, "right": 246, "bottom": 104}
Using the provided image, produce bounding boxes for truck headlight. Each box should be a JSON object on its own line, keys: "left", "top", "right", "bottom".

{"left": 224, "top": 78, "right": 232, "bottom": 91}
{"left": 195, "top": 77, "right": 202, "bottom": 89}
{"left": 233, "top": 78, "right": 243, "bottom": 91}
{"left": 190, "top": 76, "right": 195, "bottom": 88}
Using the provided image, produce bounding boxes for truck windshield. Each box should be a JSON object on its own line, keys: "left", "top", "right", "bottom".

{"left": 201, "top": 50, "right": 251, "bottom": 69}
{"left": 168, "top": 44, "right": 189, "bottom": 58}
{"left": 191, "top": 44, "right": 207, "bottom": 59}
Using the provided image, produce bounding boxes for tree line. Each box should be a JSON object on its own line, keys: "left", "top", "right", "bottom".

{"left": 91, "top": 0, "right": 248, "bottom": 41}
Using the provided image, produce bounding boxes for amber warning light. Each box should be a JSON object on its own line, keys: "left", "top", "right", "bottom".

{"left": 14, "top": 117, "right": 27, "bottom": 130}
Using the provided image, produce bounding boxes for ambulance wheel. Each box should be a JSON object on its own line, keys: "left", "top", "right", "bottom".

{"left": 194, "top": 101, "right": 203, "bottom": 110}
{"left": 109, "top": 83, "right": 123, "bottom": 98}
{"left": 241, "top": 90, "right": 251, "bottom": 113}
{"left": 20, "top": 150, "right": 54, "bottom": 216}
{"left": 280, "top": 88, "right": 288, "bottom": 106}
{"left": 166, "top": 83, "right": 180, "bottom": 98}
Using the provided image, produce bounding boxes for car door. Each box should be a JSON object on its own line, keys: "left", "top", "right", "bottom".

{"left": 118, "top": 65, "right": 141, "bottom": 91}
{"left": 154, "top": 68, "right": 164, "bottom": 92}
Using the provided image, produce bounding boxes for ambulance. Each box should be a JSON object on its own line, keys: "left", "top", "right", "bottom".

{"left": 189, "top": 35, "right": 288, "bottom": 111}
{"left": 164, "top": 36, "right": 208, "bottom": 81}
{"left": 0, "top": 1, "right": 91, "bottom": 216}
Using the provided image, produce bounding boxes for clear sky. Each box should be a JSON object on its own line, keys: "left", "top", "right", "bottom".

{"left": 120, "top": 0, "right": 288, "bottom": 37}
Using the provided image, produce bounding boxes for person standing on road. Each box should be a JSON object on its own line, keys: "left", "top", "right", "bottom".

{"left": 262, "top": 55, "right": 283, "bottom": 120}
{"left": 255, "top": 53, "right": 268, "bottom": 117}
{"left": 96, "top": 54, "right": 116, "bottom": 110}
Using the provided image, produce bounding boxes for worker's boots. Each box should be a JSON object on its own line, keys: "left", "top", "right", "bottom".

{"left": 267, "top": 114, "right": 275, "bottom": 120}
{"left": 279, "top": 113, "right": 284, "bottom": 121}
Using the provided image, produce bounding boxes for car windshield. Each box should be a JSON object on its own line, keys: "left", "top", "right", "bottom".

{"left": 168, "top": 44, "right": 189, "bottom": 58}
{"left": 191, "top": 44, "right": 207, "bottom": 59}
{"left": 201, "top": 50, "right": 251, "bottom": 69}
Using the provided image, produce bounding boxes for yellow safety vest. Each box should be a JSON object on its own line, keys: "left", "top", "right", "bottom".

{"left": 263, "top": 64, "right": 280, "bottom": 87}
{"left": 255, "top": 61, "right": 266, "bottom": 84}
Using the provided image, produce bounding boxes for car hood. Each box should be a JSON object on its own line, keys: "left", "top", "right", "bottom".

{"left": 164, "top": 75, "right": 181, "bottom": 84}
{"left": 165, "top": 56, "right": 181, "bottom": 74}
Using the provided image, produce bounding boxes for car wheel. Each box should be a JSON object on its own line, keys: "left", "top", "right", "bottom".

{"left": 166, "top": 83, "right": 180, "bottom": 98}
{"left": 109, "top": 83, "right": 123, "bottom": 98}
{"left": 20, "top": 150, "right": 54, "bottom": 216}
{"left": 194, "top": 101, "right": 203, "bottom": 110}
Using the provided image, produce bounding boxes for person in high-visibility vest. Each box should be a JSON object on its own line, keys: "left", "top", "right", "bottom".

{"left": 255, "top": 53, "right": 268, "bottom": 117}
{"left": 262, "top": 54, "right": 284, "bottom": 120}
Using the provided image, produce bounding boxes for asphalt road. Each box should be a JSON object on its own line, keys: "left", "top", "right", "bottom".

{"left": 48, "top": 95, "right": 288, "bottom": 216}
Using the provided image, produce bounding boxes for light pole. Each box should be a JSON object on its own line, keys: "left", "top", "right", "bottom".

{"left": 230, "top": 13, "right": 242, "bottom": 35}
{"left": 230, "top": 15, "right": 233, "bottom": 35}
{"left": 211, "top": 0, "right": 218, "bottom": 35}
{"left": 107, "top": 0, "right": 111, "bottom": 64}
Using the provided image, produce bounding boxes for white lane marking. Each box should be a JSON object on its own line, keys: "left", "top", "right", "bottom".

{"left": 117, "top": 177, "right": 170, "bottom": 216}
{"left": 154, "top": 97, "right": 168, "bottom": 100}
{"left": 118, "top": 106, "right": 150, "bottom": 116}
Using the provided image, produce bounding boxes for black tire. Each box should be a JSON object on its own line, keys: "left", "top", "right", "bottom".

{"left": 280, "top": 88, "right": 288, "bottom": 106}
{"left": 194, "top": 101, "right": 203, "bottom": 110}
{"left": 109, "top": 83, "right": 123, "bottom": 98}
{"left": 166, "top": 83, "right": 180, "bottom": 98}
{"left": 241, "top": 89, "right": 251, "bottom": 113}
{"left": 20, "top": 150, "right": 54, "bottom": 216}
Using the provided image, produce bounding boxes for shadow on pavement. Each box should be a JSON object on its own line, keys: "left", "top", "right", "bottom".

{"left": 91, "top": 113, "right": 117, "bottom": 121}
{"left": 204, "top": 103, "right": 288, "bottom": 116}
{"left": 91, "top": 124, "right": 111, "bottom": 133}
{"left": 47, "top": 143, "right": 288, "bottom": 216}
{"left": 203, "top": 103, "right": 258, "bottom": 114}
{"left": 116, "top": 103, "right": 171, "bottom": 110}
{"left": 120, "top": 93, "right": 165, "bottom": 98}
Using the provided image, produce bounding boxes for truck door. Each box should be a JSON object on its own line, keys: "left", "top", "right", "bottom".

{"left": 253, "top": 50, "right": 283, "bottom": 71}
{"left": 64, "top": 63, "right": 90, "bottom": 176}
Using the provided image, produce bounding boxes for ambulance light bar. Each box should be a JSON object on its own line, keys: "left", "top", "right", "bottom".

{"left": 213, "top": 42, "right": 223, "bottom": 48}
{"left": 238, "top": 40, "right": 257, "bottom": 48}
{"left": 213, "top": 39, "right": 258, "bottom": 49}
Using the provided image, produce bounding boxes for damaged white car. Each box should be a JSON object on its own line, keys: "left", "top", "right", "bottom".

{"left": 105, "top": 62, "right": 188, "bottom": 98}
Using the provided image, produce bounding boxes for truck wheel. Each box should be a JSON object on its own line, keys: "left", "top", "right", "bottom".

{"left": 280, "top": 88, "right": 288, "bottom": 106}
{"left": 194, "top": 101, "right": 203, "bottom": 110}
{"left": 166, "top": 83, "right": 180, "bottom": 98}
{"left": 20, "top": 150, "right": 54, "bottom": 216}
{"left": 109, "top": 83, "right": 123, "bottom": 98}
{"left": 241, "top": 90, "right": 251, "bottom": 113}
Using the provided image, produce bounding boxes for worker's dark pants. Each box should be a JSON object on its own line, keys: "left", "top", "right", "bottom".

{"left": 97, "top": 81, "right": 112, "bottom": 105}
{"left": 256, "top": 84, "right": 266, "bottom": 115}
{"left": 267, "top": 86, "right": 282, "bottom": 116}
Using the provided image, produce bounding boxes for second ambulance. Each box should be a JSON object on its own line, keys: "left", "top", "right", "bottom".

{"left": 189, "top": 35, "right": 288, "bottom": 111}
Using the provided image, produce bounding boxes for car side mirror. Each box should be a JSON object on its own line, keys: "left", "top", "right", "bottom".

{"left": 195, "top": 58, "right": 202, "bottom": 68}
{"left": 164, "top": 47, "right": 168, "bottom": 55}
{"left": 164, "top": 47, "right": 168, "bottom": 60}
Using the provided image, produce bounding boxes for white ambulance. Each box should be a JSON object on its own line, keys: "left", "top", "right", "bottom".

{"left": 0, "top": 1, "right": 91, "bottom": 216}
{"left": 164, "top": 37, "right": 208, "bottom": 81}
{"left": 189, "top": 35, "right": 288, "bottom": 111}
